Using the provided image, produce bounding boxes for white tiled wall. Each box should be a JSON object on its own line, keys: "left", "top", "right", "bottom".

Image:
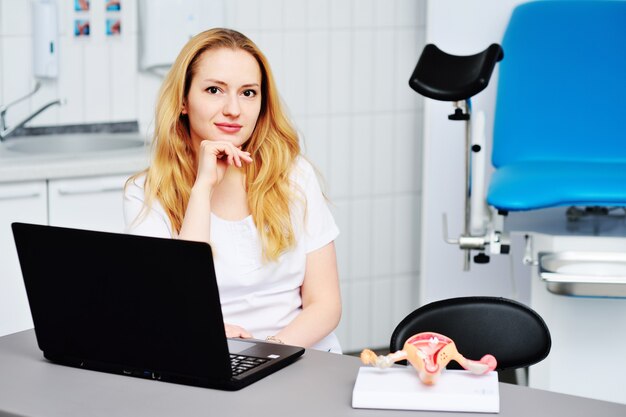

{"left": 0, "top": 0, "right": 425, "bottom": 352}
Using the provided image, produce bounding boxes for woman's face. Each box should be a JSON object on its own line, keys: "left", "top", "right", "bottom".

{"left": 183, "top": 47, "right": 262, "bottom": 150}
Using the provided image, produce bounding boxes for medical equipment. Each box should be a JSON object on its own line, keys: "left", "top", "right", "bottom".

{"left": 410, "top": 0, "right": 626, "bottom": 404}
{"left": 409, "top": 43, "right": 506, "bottom": 270}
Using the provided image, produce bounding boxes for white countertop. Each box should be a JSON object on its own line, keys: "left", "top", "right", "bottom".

{"left": 0, "top": 135, "right": 151, "bottom": 183}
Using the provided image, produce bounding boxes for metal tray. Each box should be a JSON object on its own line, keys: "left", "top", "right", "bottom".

{"left": 539, "top": 251, "right": 626, "bottom": 297}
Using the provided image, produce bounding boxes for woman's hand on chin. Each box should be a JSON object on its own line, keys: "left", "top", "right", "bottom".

{"left": 196, "top": 140, "right": 253, "bottom": 189}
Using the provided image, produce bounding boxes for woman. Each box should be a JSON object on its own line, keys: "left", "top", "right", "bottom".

{"left": 124, "top": 28, "right": 342, "bottom": 353}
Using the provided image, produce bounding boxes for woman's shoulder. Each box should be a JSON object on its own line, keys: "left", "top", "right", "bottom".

{"left": 124, "top": 172, "right": 148, "bottom": 196}
{"left": 291, "top": 155, "right": 317, "bottom": 183}
{"left": 290, "top": 156, "right": 328, "bottom": 200}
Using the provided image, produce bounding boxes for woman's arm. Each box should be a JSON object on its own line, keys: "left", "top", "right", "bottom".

{"left": 178, "top": 175, "right": 214, "bottom": 242}
{"left": 178, "top": 140, "right": 251, "bottom": 242}
{"left": 178, "top": 140, "right": 254, "bottom": 337}
{"left": 274, "top": 241, "right": 342, "bottom": 347}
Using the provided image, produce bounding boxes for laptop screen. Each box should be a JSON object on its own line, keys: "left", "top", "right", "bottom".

{"left": 12, "top": 222, "right": 232, "bottom": 379}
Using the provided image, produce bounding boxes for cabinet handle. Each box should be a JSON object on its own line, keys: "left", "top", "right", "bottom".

{"left": 57, "top": 186, "right": 123, "bottom": 196}
{"left": 0, "top": 191, "right": 42, "bottom": 201}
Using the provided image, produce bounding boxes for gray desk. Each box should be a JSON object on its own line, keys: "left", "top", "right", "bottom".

{"left": 0, "top": 330, "right": 624, "bottom": 417}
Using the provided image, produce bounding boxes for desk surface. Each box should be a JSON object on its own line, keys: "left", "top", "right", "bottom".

{"left": 0, "top": 330, "right": 624, "bottom": 417}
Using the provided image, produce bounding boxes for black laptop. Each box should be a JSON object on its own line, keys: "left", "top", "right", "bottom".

{"left": 11, "top": 222, "right": 304, "bottom": 390}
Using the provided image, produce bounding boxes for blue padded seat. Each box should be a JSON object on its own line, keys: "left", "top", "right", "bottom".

{"left": 487, "top": 1, "right": 626, "bottom": 211}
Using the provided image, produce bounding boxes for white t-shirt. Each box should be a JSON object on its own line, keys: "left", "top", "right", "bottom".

{"left": 124, "top": 157, "right": 341, "bottom": 353}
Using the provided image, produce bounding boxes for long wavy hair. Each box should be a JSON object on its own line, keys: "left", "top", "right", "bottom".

{"left": 131, "top": 28, "right": 300, "bottom": 261}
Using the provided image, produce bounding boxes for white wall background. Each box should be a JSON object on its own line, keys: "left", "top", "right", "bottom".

{"left": 0, "top": 0, "right": 426, "bottom": 352}
{"left": 420, "top": 0, "right": 532, "bottom": 305}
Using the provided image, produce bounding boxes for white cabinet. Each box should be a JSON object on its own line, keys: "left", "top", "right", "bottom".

{"left": 48, "top": 174, "right": 130, "bottom": 233}
{"left": 0, "top": 173, "right": 132, "bottom": 337}
{"left": 0, "top": 181, "right": 48, "bottom": 337}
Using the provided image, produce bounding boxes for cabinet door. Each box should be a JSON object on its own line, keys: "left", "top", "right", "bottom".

{"left": 48, "top": 174, "right": 131, "bottom": 233}
{"left": 0, "top": 181, "right": 48, "bottom": 337}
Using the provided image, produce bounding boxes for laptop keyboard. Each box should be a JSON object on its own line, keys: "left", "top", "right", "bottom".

{"left": 230, "top": 354, "right": 269, "bottom": 376}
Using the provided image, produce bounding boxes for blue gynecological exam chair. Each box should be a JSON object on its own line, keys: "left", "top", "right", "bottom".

{"left": 410, "top": 1, "right": 626, "bottom": 404}
{"left": 411, "top": 0, "right": 626, "bottom": 271}
{"left": 489, "top": 1, "right": 626, "bottom": 215}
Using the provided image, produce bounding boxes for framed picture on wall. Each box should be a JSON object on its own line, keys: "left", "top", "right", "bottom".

{"left": 106, "top": 1, "right": 121, "bottom": 11}
{"left": 74, "top": 0, "right": 89, "bottom": 12}
{"left": 106, "top": 18, "right": 121, "bottom": 36}
{"left": 74, "top": 19, "right": 90, "bottom": 36}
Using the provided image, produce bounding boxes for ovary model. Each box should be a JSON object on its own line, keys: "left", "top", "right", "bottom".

{"left": 360, "top": 332, "right": 497, "bottom": 385}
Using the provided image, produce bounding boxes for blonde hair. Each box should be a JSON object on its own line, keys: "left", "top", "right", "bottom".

{"left": 131, "top": 28, "right": 300, "bottom": 261}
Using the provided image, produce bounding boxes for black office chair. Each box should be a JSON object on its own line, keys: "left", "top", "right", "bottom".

{"left": 390, "top": 296, "right": 551, "bottom": 371}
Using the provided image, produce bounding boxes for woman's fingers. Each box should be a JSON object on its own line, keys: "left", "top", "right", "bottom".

{"left": 224, "top": 323, "right": 253, "bottom": 339}
{"left": 195, "top": 141, "right": 253, "bottom": 189}
{"left": 231, "top": 150, "right": 239, "bottom": 167}
{"left": 229, "top": 147, "right": 252, "bottom": 168}
{"left": 241, "top": 151, "right": 253, "bottom": 162}
{"left": 201, "top": 141, "right": 252, "bottom": 168}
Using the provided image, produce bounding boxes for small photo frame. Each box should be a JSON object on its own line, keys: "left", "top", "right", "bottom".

{"left": 74, "top": 19, "right": 90, "bottom": 37}
{"left": 74, "top": 0, "right": 90, "bottom": 12}
{"left": 106, "top": 18, "right": 121, "bottom": 36}
{"left": 106, "top": 1, "right": 121, "bottom": 11}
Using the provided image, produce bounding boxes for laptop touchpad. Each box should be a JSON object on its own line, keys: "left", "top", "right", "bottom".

{"left": 228, "top": 339, "right": 258, "bottom": 353}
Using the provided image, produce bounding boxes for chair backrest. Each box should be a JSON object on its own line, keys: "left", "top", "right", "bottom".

{"left": 390, "top": 297, "right": 551, "bottom": 371}
{"left": 493, "top": 1, "right": 626, "bottom": 168}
